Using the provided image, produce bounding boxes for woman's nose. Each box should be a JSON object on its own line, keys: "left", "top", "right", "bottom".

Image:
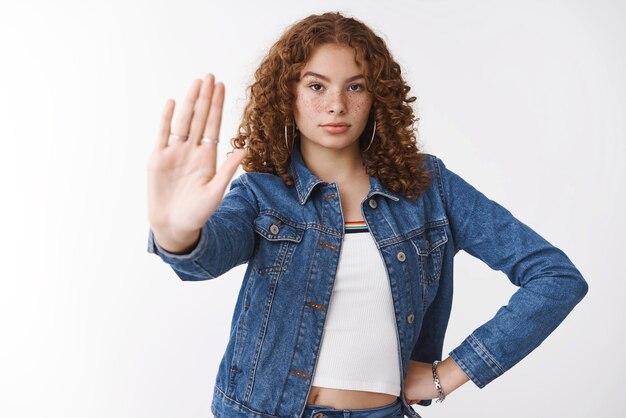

{"left": 327, "top": 90, "right": 347, "bottom": 114}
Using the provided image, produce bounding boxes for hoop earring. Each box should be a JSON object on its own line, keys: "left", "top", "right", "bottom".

{"left": 285, "top": 120, "right": 296, "bottom": 152}
{"left": 364, "top": 120, "right": 377, "bottom": 151}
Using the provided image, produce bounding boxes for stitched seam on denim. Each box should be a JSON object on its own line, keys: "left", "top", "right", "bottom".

{"left": 240, "top": 174, "right": 260, "bottom": 213}
{"left": 409, "top": 229, "right": 448, "bottom": 257}
{"left": 400, "top": 241, "right": 417, "bottom": 339}
{"left": 409, "top": 236, "right": 443, "bottom": 285}
{"left": 448, "top": 350, "right": 484, "bottom": 388}
{"left": 387, "top": 251, "right": 405, "bottom": 385}
{"left": 427, "top": 250, "right": 437, "bottom": 284}
{"left": 150, "top": 225, "right": 209, "bottom": 262}
{"left": 431, "top": 246, "right": 444, "bottom": 283}
{"left": 302, "top": 179, "right": 324, "bottom": 204}
{"left": 254, "top": 230, "right": 302, "bottom": 243}
{"left": 377, "top": 220, "right": 448, "bottom": 248}
{"left": 245, "top": 269, "right": 280, "bottom": 402}
{"left": 243, "top": 268, "right": 255, "bottom": 310}
{"left": 411, "top": 239, "right": 426, "bottom": 285}
{"left": 419, "top": 241, "right": 427, "bottom": 285}
{"left": 213, "top": 384, "right": 277, "bottom": 417}
{"left": 468, "top": 333, "right": 506, "bottom": 375}
{"left": 361, "top": 212, "right": 405, "bottom": 415}
{"left": 277, "top": 230, "right": 321, "bottom": 414}
{"left": 280, "top": 238, "right": 298, "bottom": 272}
{"left": 195, "top": 225, "right": 218, "bottom": 276}
{"left": 370, "top": 189, "right": 400, "bottom": 201}
{"left": 290, "top": 162, "right": 306, "bottom": 204}
{"left": 261, "top": 238, "right": 297, "bottom": 276}
{"left": 432, "top": 156, "right": 461, "bottom": 256}
{"left": 252, "top": 241, "right": 287, "bottom": 275}
{"left": 252, "top": 215, "right": 358, "bottom": 238}
{"left": 191, "top": 260, "right": 218, "bottom": 279}
{"left": 254, "top": 265, "right": 287, "bottom": 275}
{"left": 258, "top": 209, "right": 308, "bottom": 230}
{"left": 254, "top": 217, "right": 305, "bottom": 243}
{"left": 421, "top": 281, "right": 429, "bottom": 316}
{"left": 431, "top": 155, "right": 447, "bottom": 208}
{"left": 306, "top": 223, "right": 343, "bottom": 237}
{"left": 377, "top": 205, "right": 396, "bottom": 239}
{"left": 253, "top": 210, "right": 303, "bottom": 273}
{"left": 227, "top": 366, "right": 238, "bottom": 397}
{"left": 232, "top": 271, "right": 254, "bottom": 373}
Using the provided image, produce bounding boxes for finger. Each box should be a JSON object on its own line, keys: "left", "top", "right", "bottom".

{"left": 210, "top": 148, "right": 247, "bottom": 192}
{"left": 200, "top": 81, "right": 224, "bottom": 145}
{"left": 199, "top": 81, "right": 225, "bottom": 175}
{"left": 156, "top": 98, "right": 175, "bottom": 149}
{"left": 172, "top": 78, "right": 202, "bottom": 143}
{"left": 188, "top": 73, "right": 215, "bottom": 144}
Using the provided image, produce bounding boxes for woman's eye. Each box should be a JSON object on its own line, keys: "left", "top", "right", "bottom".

{"left": 307, "top": 83, "right": 365, "bottom": 92}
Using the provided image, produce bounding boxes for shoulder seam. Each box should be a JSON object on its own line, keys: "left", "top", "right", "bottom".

{"left": 430, "top": 155, "right": 447, "bottom": 209}
{"left": 236, "top": 173, "right": 260, "bottom": 213}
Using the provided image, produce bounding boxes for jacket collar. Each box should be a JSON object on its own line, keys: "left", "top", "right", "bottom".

{"left": 288, "top": 140, "right": 400, "bottom": 205}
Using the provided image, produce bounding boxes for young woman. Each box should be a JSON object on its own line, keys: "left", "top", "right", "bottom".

{"left": 146, "top": 12, "right": 588, "bottom": 418}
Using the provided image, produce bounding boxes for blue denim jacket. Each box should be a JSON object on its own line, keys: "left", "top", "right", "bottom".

{"left": 147, "top": 142, "right": 588, "bottom": 418}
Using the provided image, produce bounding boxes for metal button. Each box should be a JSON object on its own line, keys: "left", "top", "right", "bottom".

{"left": 407, "top": 313, "right": 415, "bottom": 324}
{"left": 368, "top": 198, "right": 378, "bottom": 209}
{"left": 397, "top": 251, "right": 406, "bottom": 262}
{"left": 269, "top": 224, "right": 280, "bottom": 234}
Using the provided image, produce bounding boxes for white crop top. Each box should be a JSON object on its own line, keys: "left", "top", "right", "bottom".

{"left": 310, "top": 220, "right": 401, "bottom": 396}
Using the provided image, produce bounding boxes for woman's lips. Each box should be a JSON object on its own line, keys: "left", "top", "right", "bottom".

{"left": 321, "top": 125, "right": 349, "bottom": 134}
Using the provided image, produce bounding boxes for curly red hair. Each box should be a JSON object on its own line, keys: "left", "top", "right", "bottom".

{"left": 231, "top": 11, "right": 431, "bottom": 200}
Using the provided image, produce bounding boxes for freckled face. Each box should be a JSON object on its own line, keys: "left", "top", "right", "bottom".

{"left": 292, "top": 43, "right": 373, "bottom": 151}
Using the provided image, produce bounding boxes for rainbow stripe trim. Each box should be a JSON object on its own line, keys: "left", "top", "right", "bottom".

{"left": 344, "top": 220, "right": 368, "bottom": 234}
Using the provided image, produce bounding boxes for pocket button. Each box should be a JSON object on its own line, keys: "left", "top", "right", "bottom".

{"left": 269, "top": 224, "right": 280, "bottom": 235}
{"left": 397, "top": 251, "right": 406, "bottom": 262}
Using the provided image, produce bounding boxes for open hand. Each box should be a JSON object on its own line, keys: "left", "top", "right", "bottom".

{"left": 147, "top": 73, "right": 247, "bottom": 237}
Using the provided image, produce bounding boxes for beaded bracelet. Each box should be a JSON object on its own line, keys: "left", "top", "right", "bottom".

{"left": 432, "top": 360, "right": 446, "bottom": 403}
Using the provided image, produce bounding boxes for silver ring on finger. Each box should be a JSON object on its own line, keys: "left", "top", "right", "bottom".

{"left": 201, "top": 136, "right": 219, "bottom": 145}
{"left": 168, "top": 133, "right": 188, "bottom": 144}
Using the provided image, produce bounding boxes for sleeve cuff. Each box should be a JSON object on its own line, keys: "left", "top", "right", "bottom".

{"left": 146, "top": 225, "right": 208, "bottom": 263}
{"left": 448, "top": 333, "right": 506, "bottom": 389}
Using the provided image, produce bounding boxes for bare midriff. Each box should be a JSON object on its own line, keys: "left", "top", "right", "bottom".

{"left": 306, "top": 386, "right": 399, "bottom": 409}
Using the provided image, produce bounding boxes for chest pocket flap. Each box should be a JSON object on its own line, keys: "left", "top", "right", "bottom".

{"left": 253, "top": 212, "right": 305, "bottom": 243}
{"left": 411, "top": 225, "right": 448, "bottom": 255}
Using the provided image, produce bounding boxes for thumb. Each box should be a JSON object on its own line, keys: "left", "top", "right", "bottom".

{"left": 211, "top": 147, "right": 247, "bottom": 191}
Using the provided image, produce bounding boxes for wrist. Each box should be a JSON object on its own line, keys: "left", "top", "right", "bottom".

{"left": 435, "top": 357, "right": 470, "bottom": 397}
{"left": 432, "top": 360, "right": 446, "bottom": 402}
{"left": 152, "top": 226, "right": 202, "bottom": 255}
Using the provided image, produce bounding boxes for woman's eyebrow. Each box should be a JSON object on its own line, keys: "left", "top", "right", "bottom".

{"left": 301, "top": 71, "right": 365, "bottom": 82}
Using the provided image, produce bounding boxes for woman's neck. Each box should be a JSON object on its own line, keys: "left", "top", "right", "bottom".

{"left": 299, "top": 141, "right": 366, "bottom": 185}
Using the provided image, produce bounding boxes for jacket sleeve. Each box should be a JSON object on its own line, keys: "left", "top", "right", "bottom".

{"left": 436, "top": 156, "right": 589, "bottom": 388}
{"left": 146, "top": 174, "right": 258, "bottom": 281}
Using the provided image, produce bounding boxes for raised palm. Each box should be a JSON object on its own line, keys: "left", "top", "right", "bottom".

{"left": 147, "top": 74, "right": 247, "bottom": 238}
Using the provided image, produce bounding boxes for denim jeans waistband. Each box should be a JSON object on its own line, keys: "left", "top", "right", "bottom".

{"left": 302, "top": 397, "right": 403, "bottom": 418}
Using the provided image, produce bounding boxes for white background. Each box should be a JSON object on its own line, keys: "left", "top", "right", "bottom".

{"left": 1, "top": 0, "right": 624, "bottom": 417}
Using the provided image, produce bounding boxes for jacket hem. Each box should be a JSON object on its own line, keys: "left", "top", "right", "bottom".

{"left": 211, "top": 385, "right": 278, "bottom": 418}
